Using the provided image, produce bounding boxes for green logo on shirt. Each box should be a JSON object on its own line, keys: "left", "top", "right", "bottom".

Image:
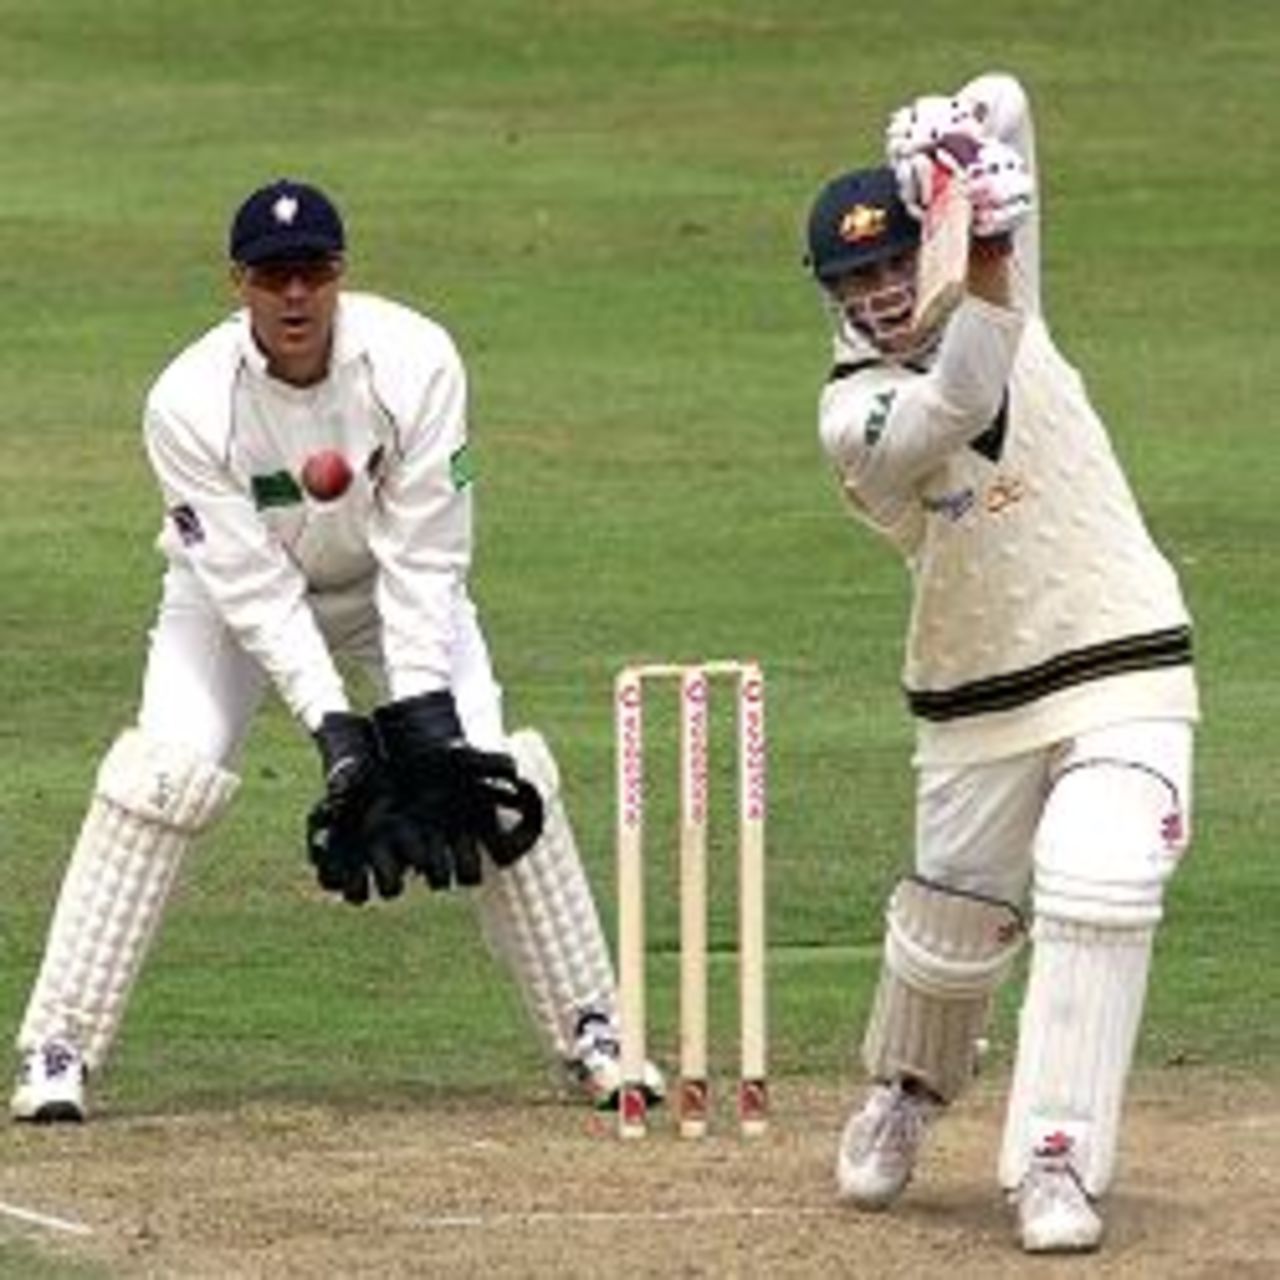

{"left": 864, "top": 389, "right": 897, "bottom": 446}
{"left": 251, "top": 470, "right": 304, "bottom": 509}
{"left": 450, "top": 444, "right": 475, "bottom": 491}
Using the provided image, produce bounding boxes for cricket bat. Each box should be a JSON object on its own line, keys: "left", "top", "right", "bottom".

{"left": 909, "top": 158, "right": 971, "bottom": 339}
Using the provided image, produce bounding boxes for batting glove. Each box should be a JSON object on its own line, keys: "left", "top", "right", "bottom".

{"left": 885, "top": 93, "right": 989, "bottom": 170}
{"left": 894, "top": 133, "right": 1034, "bottom": 240}
{"left": 963, "top": 137, "right": 1035, "bottom": 239}
{"left": 891, "top": 131, "right": 982, "bottom": 220}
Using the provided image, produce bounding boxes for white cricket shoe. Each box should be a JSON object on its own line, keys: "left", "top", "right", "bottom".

{"left": 835, "top": 1079, "right": 941, "bottom": 1209}
{"left": 11, "top": 1039, "right": 87, "bottom": 1124}
{"left": 1014, "top": 1136, "right": 1103, "bottom": 1253}
{"left": 566, "top": 1011, "right": 666, "bottom": 1111}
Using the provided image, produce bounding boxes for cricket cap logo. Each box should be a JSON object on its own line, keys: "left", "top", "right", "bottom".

{"left": 228, "top": 179, "right": 346, "bottom": 265}
{"left": 806, "top": 166, "right": 920, "bottom": 285}
{"left": 839, "top": 203, "right": 887, "bottom": 244}
{"left": 271, "top": 194, "right": 300, "bottom": 226}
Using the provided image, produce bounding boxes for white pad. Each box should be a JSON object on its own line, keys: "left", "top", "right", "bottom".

{"left": 863, "top": 876, "right": 1024, "bottom": 1102}
{"left": 1034, "top": 761, "right": 1181, "bottom": 928}
{"left": 471, "top": 728, "right": 617, "bottom": 1062}
{"left": 999, "top": 917, "right": 1153, "bottom": 1196}
{"left": 1000, "top": 758, "right": 1182, "bottom": 1195}
{"left": 18, "top": 729, "right": 239, "bottom": 1070}
{"left": 1003, "top": 916, "right": 1157, "bottom": 1192}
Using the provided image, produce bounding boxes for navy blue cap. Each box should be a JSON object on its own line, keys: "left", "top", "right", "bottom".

{"left": 805, "top": 165, "right": 919, "bottom": 285}
{"left": 229, "top": 179, "right": 345, "bottom": 265}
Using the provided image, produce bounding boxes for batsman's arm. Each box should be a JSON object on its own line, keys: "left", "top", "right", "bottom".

{"left": 817, "top": 370, "right": 925, "bottom": 557}
{"left": 968, "top": 236, "right": 1014, "bottom": 310}
{"left": 956, "top": 73, "right": 1031, "bottom": 153}
{"left": 956, "top": 73, "right": 1041, "bottom": 315}
{"left": 820, "top": 298, "right": 1023, "bottom": 495}
{"left": 144, "top": 394, "right": 350, "bottom": 730}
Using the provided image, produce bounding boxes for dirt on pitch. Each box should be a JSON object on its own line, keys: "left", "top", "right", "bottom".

{"left": 0, "top": 1071, "right": 1275, "bottom": 1279}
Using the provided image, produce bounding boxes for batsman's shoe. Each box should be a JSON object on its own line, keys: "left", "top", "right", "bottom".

{"left": 11, "top": 1040, "right": 87, "bottom": 1124}
{"left": 1014, "top": 1135, "right": 1103, "bottom": 1254}
{"left": 566, "top": 1011, "right": 666, "bottom": 1111}
{"left": 835, "top": 1078, "right": 940, "bottom": 1210}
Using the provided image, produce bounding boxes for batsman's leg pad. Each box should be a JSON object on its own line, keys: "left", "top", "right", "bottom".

{"left": 1033, "top": 758, "right": 1183, "bottom": 930}
{"left": 1000, "top": 759, "right": 1180, "bottom": 1196}
{"left": 471, "top": 728, "right": 617, "bottom": 1061}
{"left": 862, "top": 875, "right": 1025, "bottom": 1103}
{"left": 18, "top": 729, "right": 239, "bottom": 1071}
{"left": 998, "top": 915, "right": 1152, "bottom": 1199}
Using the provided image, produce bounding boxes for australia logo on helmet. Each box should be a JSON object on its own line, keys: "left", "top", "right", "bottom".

{"left": 838, "top": 203, "right": 887, "bottom": 244}
{"left": 271, "top": 194, "right": 300, "bottom": 226}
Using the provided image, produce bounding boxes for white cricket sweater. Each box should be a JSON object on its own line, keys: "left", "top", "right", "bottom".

{"left": 820, "top": 301, "right": 1198, "bottom": 766}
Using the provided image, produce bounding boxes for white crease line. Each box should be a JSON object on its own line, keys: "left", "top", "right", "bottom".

{"left": 414, "top": 1205, "right": 841, "bottom": 1230}
{"left": 0, "top": 1198, "right": 94, "bottom": 1236}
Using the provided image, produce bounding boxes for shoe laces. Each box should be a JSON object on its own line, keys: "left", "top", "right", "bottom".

{"left": 873, "top": 1083, "right": 935, "bottom": 1156}
{"left": 571, "top": 1010, "right": 619, "bottom": 1066}
{"left": 1026, "top": 1134, "right": 1091, "bottom": 1206}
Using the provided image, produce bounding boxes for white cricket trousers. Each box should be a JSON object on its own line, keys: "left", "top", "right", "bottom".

{"left": 914, "top": 719, "right": 1194, "bottom": 904}
{"left": 136, "top": 564, "right": 507, "bottom": 765}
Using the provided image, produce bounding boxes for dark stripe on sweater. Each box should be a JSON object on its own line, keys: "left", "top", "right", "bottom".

{"left": 906, "top": 627, "right": 1193, "bottom": 722}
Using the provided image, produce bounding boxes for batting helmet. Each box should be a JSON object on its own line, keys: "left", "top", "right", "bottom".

{"left": 805, "top": 165, "right": 919, "bottom": 286}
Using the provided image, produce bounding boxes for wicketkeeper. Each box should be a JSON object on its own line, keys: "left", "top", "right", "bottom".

{"left": 11, "top": 178, "right": 663, "bottom": 1123}
{"left": 805, "top": 73, "right": 1198, "bottom": 1254}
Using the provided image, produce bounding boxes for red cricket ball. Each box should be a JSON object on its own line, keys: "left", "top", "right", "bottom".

{"left": 300, "top": 449, "right": 353, "bottom": 502}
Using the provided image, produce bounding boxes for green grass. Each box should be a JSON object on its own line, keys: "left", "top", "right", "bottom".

{"left": 0, "top": 0, "right": 1276, "bottom": 1159}
{"left": 0, "top": 1241, "right": 109, "bottom": 1280}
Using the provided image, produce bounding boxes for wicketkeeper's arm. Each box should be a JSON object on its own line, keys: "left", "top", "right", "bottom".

{"left": 367, "top": 328, "right": 473, "bottom": 704}
{"left": 144, "top": 400, "right": 350, "bottom": 730}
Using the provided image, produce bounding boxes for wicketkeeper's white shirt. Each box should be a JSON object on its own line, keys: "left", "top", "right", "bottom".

{"left": 144, "top": 292, "right": 474, "bottom": 731}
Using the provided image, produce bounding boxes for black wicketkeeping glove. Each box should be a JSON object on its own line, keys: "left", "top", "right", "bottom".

{"left": 306, "top": 712, "right": 419, "bottom": 905}
{"left": 374, "top": 691, "right": 545, "bottom": 890}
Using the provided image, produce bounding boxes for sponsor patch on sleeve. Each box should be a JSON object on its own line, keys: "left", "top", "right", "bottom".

{"left": 864, "top": 389, "right": 897, "bottom": 446}
{"left": 169, "top": 503, "right": 205, "bottom": 546}
{"left": 449, "top": 443, "right": 475, "bottom": 491}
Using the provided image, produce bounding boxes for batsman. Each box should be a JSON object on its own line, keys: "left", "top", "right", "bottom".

{"left": 804, "top": 74, "right": 1198, "bottom": 1253}
{"left": 11, "top": 179, "right": 663, "bottom": 1123}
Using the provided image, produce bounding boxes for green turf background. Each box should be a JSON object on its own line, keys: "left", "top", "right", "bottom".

{"left": 0, "top": 2, "right": 1275, "bottom": 1196}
